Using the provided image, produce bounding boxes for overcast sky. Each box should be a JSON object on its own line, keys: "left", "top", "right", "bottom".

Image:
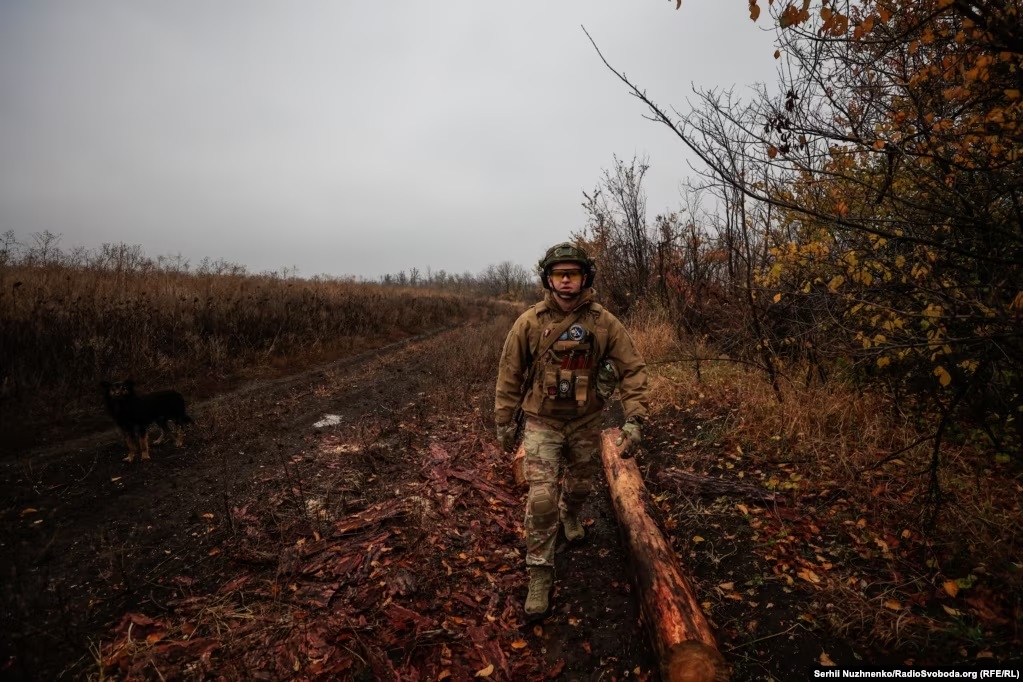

{"left": 0, "top": 2, "right": 779, "bottom": 279}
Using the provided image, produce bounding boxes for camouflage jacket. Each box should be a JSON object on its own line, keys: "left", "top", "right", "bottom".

{"left": 494, "top": 289, "right": 649, "bottom": 426}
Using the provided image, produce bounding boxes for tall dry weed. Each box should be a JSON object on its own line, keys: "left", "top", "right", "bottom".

{"left": 625, "top": 303, "right": 677, "bottom": 364}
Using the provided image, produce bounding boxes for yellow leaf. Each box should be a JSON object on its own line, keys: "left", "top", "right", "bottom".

{"left": 475, "top": 663, "right": 494, "bottom": 677}
{"left": 876, "top": 357, "right": 890, "bottom": 369}
{"left": 772, "top": 292, "right": 782, "bottom": 303}
{"left": 820, "top": 651, "right": 836, "bottom": 667}
{"left": 1005, "top": 89, "right": 1021, "bottom": 100}
{"left": 934, "top": 366, "right": 952, "bottom": 386}
{"left": 511, "top": 640, "right": 528, "bottom": 650}
{"left": 884, "top": 600, "right": 902, "bottom": 610}
{"left": 737, "top": 503, "right": 750, "bottom": 515}
{"left": 718, "top": 582, "right": 735, "bottom": 591}
{"left": 828, "top": 275, "right": 844, "bottom": 292}
{"left": 693, "top": 535, "right": 705, "bottom": 543}
{"left": 943, "top": 580, "right": 960, "bottom": 598}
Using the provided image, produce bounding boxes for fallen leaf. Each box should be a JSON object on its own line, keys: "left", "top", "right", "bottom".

{"left": 201, "top": 513, "right": 215, "bottom": 519}
{"left": 943, "top": 605, "right": 962, "bottom": 617}
{"left": 718, "top": 582, "right": 735, "bottom": 591}
{"left": 475, "top": 663, "right": 494, "bottom": 677}
{"left": 798, "top": 570, "right": 822, "bottom": 584}
{"left": 511, "top": 640, "right": 527, "bottom": 650}
{"left": 438, "top": 671, "right": 451, "bottom": 681}
{"left": 819, "top": 651, "right": 836, "bottom": 666}
{"left": 548, "top": 658, "right": 566, "bottom": 678}
{"left": 692, "top": 536, "right": 705, "bottom": 543}
{"left": 943, "top": 580, "right": 959, "bottom": 598}
{"left": 20, "top": 508, "right": 39, "bottom": 516}
{"left": 533, "top": 625, "right": 543, "bottom": 637}
{"left": 884, "top": 600, "right": 902, "bottom": 610}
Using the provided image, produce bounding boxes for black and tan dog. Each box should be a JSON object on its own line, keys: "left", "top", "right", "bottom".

{"left": 101, "top": 380, "right": 193, "bottom": 461}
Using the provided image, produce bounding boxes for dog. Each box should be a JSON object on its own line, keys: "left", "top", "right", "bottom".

{"left": 101, "top": 380, "right": 193, "bottom": 462}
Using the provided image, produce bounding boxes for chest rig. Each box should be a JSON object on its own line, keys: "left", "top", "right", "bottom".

{"left": 536, "top": 309, "right": 602, "bottom": 417}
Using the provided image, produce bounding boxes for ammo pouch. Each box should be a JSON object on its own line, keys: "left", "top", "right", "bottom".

{"left": 539, "top": 333, "right": 596, "bottom": 416}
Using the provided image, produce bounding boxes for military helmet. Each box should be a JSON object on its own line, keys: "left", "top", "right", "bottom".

{"left": 538, "top": 242, "right": 596, "bottom": 290}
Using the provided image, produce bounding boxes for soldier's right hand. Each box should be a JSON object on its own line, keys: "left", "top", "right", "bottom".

{"left": 616, "top": 420, "right": 642, "bottom": 459}
{"left": 496, "top": 421, "right": 517, "bottom": 453}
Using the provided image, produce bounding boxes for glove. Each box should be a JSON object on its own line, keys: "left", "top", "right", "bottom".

{"left": 616, "top": 420, "right": 642, "bottom": 459}
{"left": 496, "top": 421, "right": 517, "bottom": 453}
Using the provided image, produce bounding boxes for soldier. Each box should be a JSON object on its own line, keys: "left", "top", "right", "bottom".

{"left": 495, "top": 241, "right": 649, "bottom": 618}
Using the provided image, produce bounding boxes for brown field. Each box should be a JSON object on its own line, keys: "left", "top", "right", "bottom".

{"left": 0, "top": 261, "right": 504, "bottom": 451}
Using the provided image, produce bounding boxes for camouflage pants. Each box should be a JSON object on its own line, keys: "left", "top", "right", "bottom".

{"left": 522, "top": 413, "right": 603, "bottom": 567}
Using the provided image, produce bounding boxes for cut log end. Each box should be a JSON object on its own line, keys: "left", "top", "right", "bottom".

{"left": 662, "top": 640, "right": 729, "bottom": 682}
{"left": 512, "top": 445, "right": 526, "bottom": 487}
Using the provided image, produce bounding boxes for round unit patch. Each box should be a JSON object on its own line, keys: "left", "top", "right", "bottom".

{"left": 568, "top": 324, "right": 586, "bottom": 341}
{"left": 558, "top": 379, "right": 572, "bottom": 396}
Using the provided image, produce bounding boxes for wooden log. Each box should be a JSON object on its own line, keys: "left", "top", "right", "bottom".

{"left": 512, "top": 444, "right": 526, "bottom": 488}
{"left": 601, "top": 429, "right": 728, "bottom": 682}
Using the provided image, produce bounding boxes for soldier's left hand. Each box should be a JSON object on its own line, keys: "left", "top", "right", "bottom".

{"left": 616, "top": 420, "right": 642, "bottom": 458}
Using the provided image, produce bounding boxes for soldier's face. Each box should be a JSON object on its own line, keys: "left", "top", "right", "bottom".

{"left": 548, "top": 263, "right": 584, "bottom": 297}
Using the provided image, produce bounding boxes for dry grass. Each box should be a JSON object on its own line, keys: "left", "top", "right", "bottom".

{"left": 0, "top": 262, "right": 500, "bottom": 436}
{"left": 625, "top": 303, "right": 677, "bottom": 364}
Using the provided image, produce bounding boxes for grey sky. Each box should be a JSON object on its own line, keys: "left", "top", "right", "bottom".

{"left": 0, "top": 2, "right": 778, "bottom": 279}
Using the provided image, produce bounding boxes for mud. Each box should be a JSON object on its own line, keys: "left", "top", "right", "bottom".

{"left": 0, "top": 322, "right": 656, "bottom": 681}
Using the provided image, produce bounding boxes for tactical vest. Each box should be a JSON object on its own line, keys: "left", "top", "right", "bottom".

{"left": 526, "top": 302, "right": 610, "bottom": 419}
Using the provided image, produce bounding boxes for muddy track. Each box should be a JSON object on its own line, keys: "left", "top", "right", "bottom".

{"left": 0, "top": 319, "right": 658, "bottom": 681}
{"left": 2, "top": 324, "right": 463, "bottom": 469}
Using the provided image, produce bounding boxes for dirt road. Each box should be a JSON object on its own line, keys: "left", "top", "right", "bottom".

{"left": 1, "top": 319, "right": 656, "bottom": 681}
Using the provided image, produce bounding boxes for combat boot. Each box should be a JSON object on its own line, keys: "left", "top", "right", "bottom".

{"left": 524, "top": 567, "right": 554, "bottom": 618}
{"left": 562, "top": 510, "right": 585, "bottom": 542}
